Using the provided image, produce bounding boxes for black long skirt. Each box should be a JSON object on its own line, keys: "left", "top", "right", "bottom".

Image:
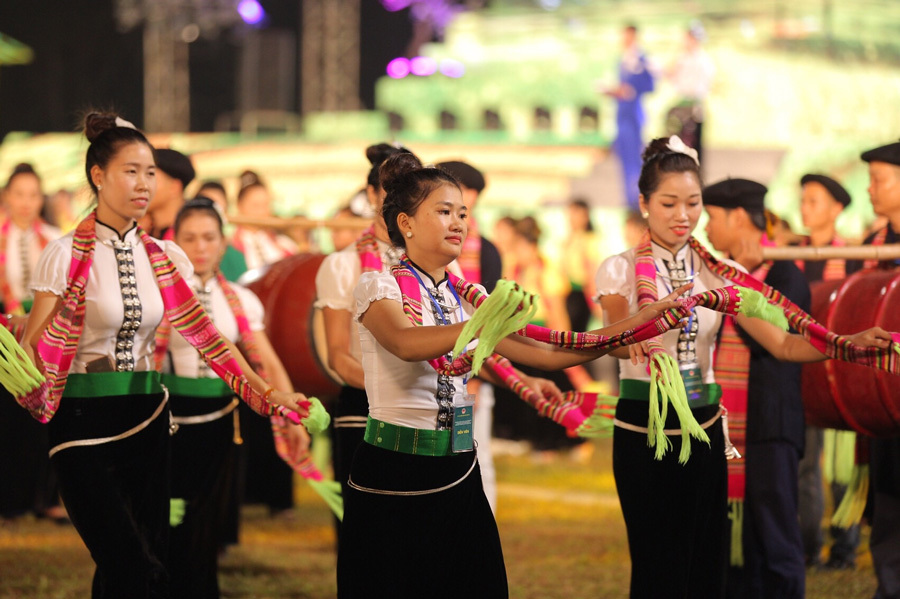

{"left": 48, "top": 391, "right": 171, "bottom": 599}
{"left": 168, "top": 394, "right": 238, "bottom": 599}
{"left": 613, "top": 399, "right": 728, "bottom": 599}
{"left": 337, "top": 442, "right": 508, "bottom": 598}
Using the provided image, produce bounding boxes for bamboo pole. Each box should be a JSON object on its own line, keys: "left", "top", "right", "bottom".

{"left": 761, "top": 244, "right": 900, "bottom": 261}
{"left": 227, "top": 214, "right": 372, "bottom": 231}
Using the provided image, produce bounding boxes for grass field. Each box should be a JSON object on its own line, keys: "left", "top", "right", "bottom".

{"left": 0, "top": 439, "right": 878, "bottom": 598}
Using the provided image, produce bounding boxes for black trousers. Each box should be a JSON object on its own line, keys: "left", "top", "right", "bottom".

{"left": 237, "top": 401, "right": 293, "bottom": 512}
{"left": 871, "top": 436, "right": 900, "bottom": 599}
{"left": 168, "top": 394, "right": 238, "bottom": 599}
{"left": 0, "top": 387, "right": 58, "bottom": 517}
{"left": 337, "top": 442, "right": 507, "bottom": 598}
{"left": 48, "top": 392, "right": 170, "bottom": 599}
{"left": 613, "top": 399, "right": 727, "bottom": 599}
{"left": 331, "top": 385, "right": 368, "bottom": 548}
{"left": 727, "top": 441, "right": 805, "bottom": 599}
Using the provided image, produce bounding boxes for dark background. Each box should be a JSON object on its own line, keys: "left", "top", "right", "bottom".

{"left": 0, "top": 0, "right": 413, "bottom": 137}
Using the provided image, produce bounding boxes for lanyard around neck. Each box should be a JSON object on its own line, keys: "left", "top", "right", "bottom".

{"left": 402, "top": 261, "right": 463, "bottom": 325}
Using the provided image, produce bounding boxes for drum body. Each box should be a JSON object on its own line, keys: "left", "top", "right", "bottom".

{"left": 245, "top": 254, "right": 343, "bottom": 401}
{"left": 802, "top": 269, "right": 900, "bottom": 437}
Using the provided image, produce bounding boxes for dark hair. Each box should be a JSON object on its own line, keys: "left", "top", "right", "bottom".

{"left": 174, "top": 196, "right": 224, "bottom": 236}
{"left": 380, "top": 152, "right": 460, "bottom": 248}
{"left": 82, "top": 112, "right": 153, "bottom": 195}
{"left": 568, "top": 197, "right": 594, "bottom": 232}
{"left": 637, "top": 137, "right": 702, "bottom": 199}
{"left": 515, "top": 216, "right": 541, "bottom": 245}
{"left": 237, "top": 170, "right": 265, "bottom": 203}
{"left": 5, "top": 162, "right": 40, "bottom": 189}
{"left": 365, "top": 142, "right": 412, "bottom": 189}
{"left": 198, "top": 180, "right": 226, "bottom": 198}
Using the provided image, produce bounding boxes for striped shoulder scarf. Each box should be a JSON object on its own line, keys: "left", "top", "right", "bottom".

{"left": 26, "top": 211, "right": 306, "bottom": 424}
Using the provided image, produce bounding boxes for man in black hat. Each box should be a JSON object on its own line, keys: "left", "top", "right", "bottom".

{"left": 146, "top": 148, "right": 195, "bottom": 239}
{"left": 846, "top": 140, "right": 900, "bottom": 599}
{"left": 795, "top": 173, "right": 859, "bottom": 570}
{"left": 435, "top": 159, "right": 503, "bottom": 514}
{"left": 704, "top": 177, "right": 810, "bottom": 599}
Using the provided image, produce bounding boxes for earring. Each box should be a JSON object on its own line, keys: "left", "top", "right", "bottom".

{"left": 97, "top": 185, "right": 103, "bottom": 191}
{"left": 406, "top": 231, "right": 412, "bottom": 238}
{"left": 641, "top": 212, "right": 649, "bottom": 219}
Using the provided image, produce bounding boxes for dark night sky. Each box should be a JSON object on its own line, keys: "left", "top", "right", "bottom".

{"left": 0, "top": 0, "right": 412, "bottom": 137}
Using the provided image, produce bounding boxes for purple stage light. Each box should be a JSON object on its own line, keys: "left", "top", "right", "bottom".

{"left": 386, "top": 57, "right": 411, "bottom": 79}
{"left": 410, "top": 56, "right": 437, "bottom": 76}
{"left": 238, "top": 0, "right": 265, "bottom": 25}
{"left": 439, "top": 59, "right": 465, "bottom": 78}
{"left": 381, "top": 0, "right": 413, "bottom": 11}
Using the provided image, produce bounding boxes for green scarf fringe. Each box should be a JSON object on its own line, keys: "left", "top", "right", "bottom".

{"left": 169, "top": 498, "right": 186, "bottom": 527}
{"left": 823, "top": 429, "right": 856, "bottom": 486}
{"left": 573, "top": 396, "right": 619, "bottom": 438}
{"left": 736, "top": 287, "right": 788, "bottom": 331}
{"left": 308, "top": 479, "right": 344, "bottom": 520}
{"left": 832, "top": 464, "right": 869, "bottom": 529}
{"left": 728, "top": 499, "right": 744, "bottom": 567}
{"left": 453, "top": 279, "right": 537, "bottom": 375}
{"left": 0, "top": 324, "right": 45, "bottom": 396}
{"left": 647, "top": 352, "right": 709, "bottom": 464}
{"left": 302, "top": 397, "right": 330, "bottom": 435}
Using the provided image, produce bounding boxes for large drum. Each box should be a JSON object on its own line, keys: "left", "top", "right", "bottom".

{"left": 245, "top": 253, "right": 343, "bottom": 402}
{"left": 802, "top": 269, "right": 900, "bottom": 437}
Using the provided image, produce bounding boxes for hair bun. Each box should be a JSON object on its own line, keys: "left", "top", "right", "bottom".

{"left": 378, "top": 152, "right": 424, "bottom": 194}
{"left": 83, "top": 112, "right": 120, "bottom": 143}
{"left": 640, "top": 137, "right": 674, "bottom": 165}
{"left": 365, "top": 143, "right": 400, "bottom": 167}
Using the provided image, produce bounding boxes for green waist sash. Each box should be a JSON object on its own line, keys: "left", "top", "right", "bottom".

{"left": 619, "top": 379, "right": 722, "bottom": 408}
{"left": 161, "top": 374, "right": 232, "bottom": 398}
{"left": 63, "top": 371, "right": 162, "bottom": 399}
{"left": 364, "top": 417, "right": 452, "bottom": 457}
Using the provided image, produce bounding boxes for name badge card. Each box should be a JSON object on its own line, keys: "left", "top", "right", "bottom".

{"left": 451, "top": 394, "right": 475, "bottom": 453}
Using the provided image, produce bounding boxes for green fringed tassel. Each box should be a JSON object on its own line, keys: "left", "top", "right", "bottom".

{"left": 308, "top": 479, "right": 344, "bottom": 520}
{"left": 0, "top": 324, "right": 45, "bottom": 396}
{"left": 736, "top": 287, "right": 788, "bottom": 331}
{"left": 647, "top": 353, "right": 709, "bottom": 464}
{"left": 573, "top": 397, "right": 619, "bottom": 439}
{"left": 170, "top": 498, "right": 186, "bottom": 527}
{"left": 302, "top": 397, "right": 330, "bottom": 435}
{"left": 823, "top": 429, "right": 856, "bottom": 486}
{"left": 728, "top": 499, "right": 744, "bottom": 567}
{"left": 452, "top": 279, "right": 537, "bottom": 375}
{"left": 832, "top": 464, "right": 869, "bottom": 529}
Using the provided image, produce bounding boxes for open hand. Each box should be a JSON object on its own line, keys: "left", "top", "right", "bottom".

{"left": 519, "top": 373, "right": 565, "bottom": 401}
{"left": 639, "top": 283, "right": 694, "bottom": 321}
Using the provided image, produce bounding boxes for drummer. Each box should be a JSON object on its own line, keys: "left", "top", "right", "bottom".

{"left": 794, "top": 173, "right": 858, "bottom": 570}
{"left": 846, "top": 140, "right": 900, "bottom": 599}
{"left": 703, "top": 178, "right": 810, "bottom": 598}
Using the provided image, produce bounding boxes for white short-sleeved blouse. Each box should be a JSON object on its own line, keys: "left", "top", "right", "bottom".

{"left": 354, "top": 265, "right": 482, "bottom": 430}
{"left": 594, "top": 241, "right": 741, "bottom": 384}
{"left": 5, "top": 222, "right": 62, "bottom": 302}
{"left": 168, "top": 277, "right": 264, "bottom": 378}
{"left": 30, "top": 220, "right": 194, "bottom": 374}
{"left": 314, "top": 239, "right": 399, "bottom": 365}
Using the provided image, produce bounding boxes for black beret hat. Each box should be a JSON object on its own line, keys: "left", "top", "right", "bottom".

{"left": 154, "top": 148, "right": 195, "bottom": 189}
{"left": 436, "top": 160, "right": 485, "bottom": 193}
{"left": 703, "top": 178, "right": 767, "bottom": 212}
{"left": 800, "top": 173, "right": 851, "bottom": 208}
{"left": 861, "top": 140, "right": 900, "bottom": 166}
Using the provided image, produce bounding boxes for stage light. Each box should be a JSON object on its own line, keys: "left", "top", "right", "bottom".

{"left": 410, "top": 56, "right": 437, "bottom": 76}
{"left": 439, "top": 59, "right": 465, "bottom": 78}
{"left": 386, "top": 57, "right": 411, "bottom": 78}
{"left": 238, "top": 0, "right": 265, "bottom": 25}
{"left": 381, "top": 0, "right": 413, "bottom": 11}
